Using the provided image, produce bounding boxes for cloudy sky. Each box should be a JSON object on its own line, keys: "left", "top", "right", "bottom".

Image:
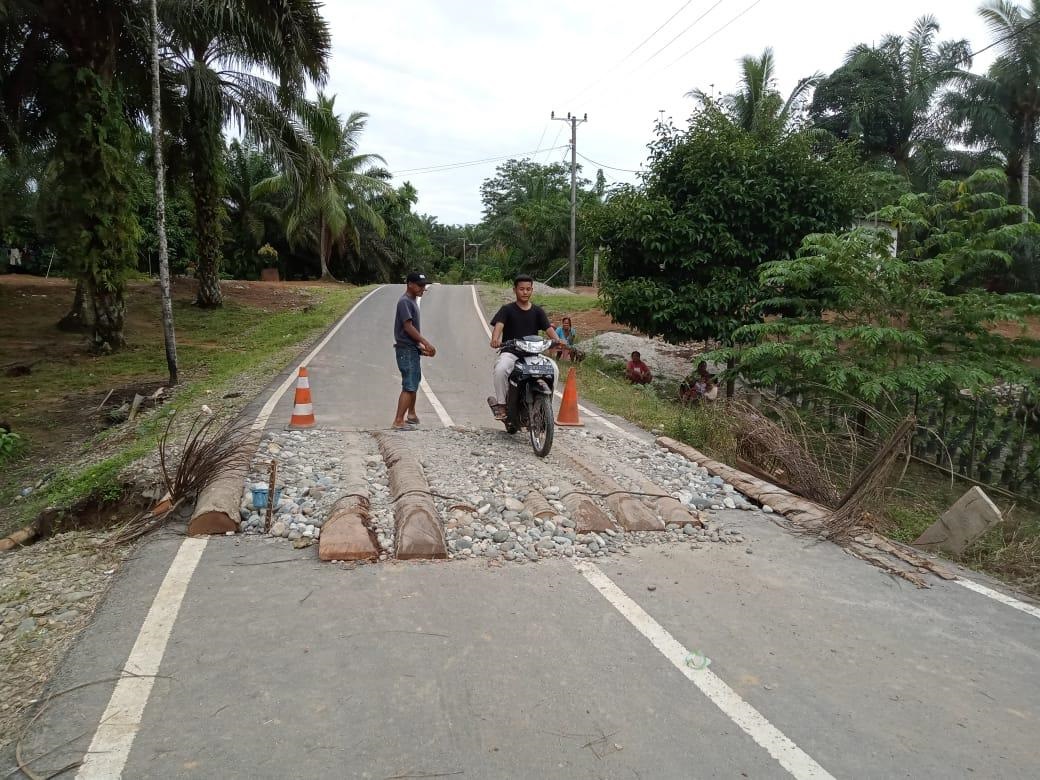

{"left": 321, "top": 0, "right": 999, "bottom": 226}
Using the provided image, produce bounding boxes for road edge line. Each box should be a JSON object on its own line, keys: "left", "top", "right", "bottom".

{"left": 955, "top": 578, "right": 1040, "bottom": 621}
{"left": 75, "top": 538, "right": 208, "bottom": 779}
{"left": 573, "top": 560, "right": 835, "bottom": 780}
{"left": 252, "top": 284, "right": 385, "bottom": 430}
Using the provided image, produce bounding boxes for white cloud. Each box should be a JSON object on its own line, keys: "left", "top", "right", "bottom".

{"left": 321, "top": 0, "right": 997, "bottom": 225}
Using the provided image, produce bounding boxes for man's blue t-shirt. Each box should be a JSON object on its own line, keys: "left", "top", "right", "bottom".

{"left": 394, "top": 294, "right": 421, "bottom": 348}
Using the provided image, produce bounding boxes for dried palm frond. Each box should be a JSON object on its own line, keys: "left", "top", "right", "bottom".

{"left": 109, "top": 411, "right": 254, "bottom": 545}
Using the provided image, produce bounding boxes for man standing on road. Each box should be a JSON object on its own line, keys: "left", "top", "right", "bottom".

{"left": 392, "top": 272, "right": 436, "bottom": 430}
{"left": 488, "top": 275, "right": 565, "bottom": 421}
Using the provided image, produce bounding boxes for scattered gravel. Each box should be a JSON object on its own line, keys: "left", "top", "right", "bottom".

{"left": 0, "top": 529, "right": 133, "bottom": 750}
{"left": 246, "top": 426, "right": 760, "bottom": 563}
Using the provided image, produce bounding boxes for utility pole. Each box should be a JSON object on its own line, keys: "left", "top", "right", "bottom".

{"left": 551, "top": 110, "right": 586, "bottom": 291}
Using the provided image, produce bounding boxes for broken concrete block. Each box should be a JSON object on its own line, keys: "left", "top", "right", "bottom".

{"left": 914, "top": 486, "right": 1002, "bottom": 556}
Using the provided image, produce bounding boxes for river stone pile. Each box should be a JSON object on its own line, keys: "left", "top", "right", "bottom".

{"left": 242, "top": 425, "right": 762, "bottom": 560}
{"left": 241, "top": 430, "right": 394, "bottom": 545}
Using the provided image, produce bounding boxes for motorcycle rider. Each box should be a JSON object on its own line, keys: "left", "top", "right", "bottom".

{"left": 488, "top": 274, "right": 565, "bottom": 421}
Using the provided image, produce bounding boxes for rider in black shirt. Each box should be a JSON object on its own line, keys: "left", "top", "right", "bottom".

{"left": 488, "top": 275, "right": 564, "bottom": 420}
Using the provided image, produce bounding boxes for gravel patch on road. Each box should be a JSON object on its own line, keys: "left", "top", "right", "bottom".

{"left": 248, "top": 426, "right": 765, "bottom": 562}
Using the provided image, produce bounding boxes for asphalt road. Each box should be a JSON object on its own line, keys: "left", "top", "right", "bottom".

{"left": 7, "top": 284, "right": 1040, "bottom": 780}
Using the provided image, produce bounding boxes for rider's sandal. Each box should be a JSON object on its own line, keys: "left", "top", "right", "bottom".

{"left": 492, "top": 405, "right": 508, "bottom": 421}
{"left": 406, "top": 416, "right": 420, "bottom": 425}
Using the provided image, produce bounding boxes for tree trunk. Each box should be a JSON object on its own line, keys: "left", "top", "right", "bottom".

{"left": 1022, "top": 121, "right": 1032, "bottom": 223}
{"left": 319, "top": 219, "right": 336, "bottom": 280}
{"left": 190, "top": 115, "right": 224, "bottom": 308}
{"left": 43, "top": 68, "right": 138, "bottom": 351}
{"left": 151, "top": 0, "right": 178, "bottom": 384}
{"left": 57, "top": 279, "right": 91, "bottom": 332}
{"left": 88, "top": 284, "right": 126, "bottom": 352}
{"left": 726, "top": 356, "right": 736, "bottom": 398}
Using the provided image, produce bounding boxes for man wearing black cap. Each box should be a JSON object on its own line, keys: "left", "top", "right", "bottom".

{"left": 392, "top": 272, "right": 436, "bottom": 430}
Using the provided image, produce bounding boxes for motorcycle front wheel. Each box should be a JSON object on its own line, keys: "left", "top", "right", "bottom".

{"left": 528, "top": 393, "right": 554, "bottom": 457}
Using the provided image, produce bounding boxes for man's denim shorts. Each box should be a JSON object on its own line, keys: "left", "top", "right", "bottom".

{"left": 395, "top": 345, "right": 421, "bottom": 393}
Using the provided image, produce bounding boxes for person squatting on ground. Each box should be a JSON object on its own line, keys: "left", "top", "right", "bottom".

{"left": 392, "top": 272, "right": 436, "bottom": 430}
{"left": 488, "top": 275, "right": 565, "bottom": 421}
{"left": 626, "top": 351, "right": 653, "bottom": 385}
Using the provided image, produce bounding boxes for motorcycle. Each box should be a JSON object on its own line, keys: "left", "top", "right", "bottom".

{"left": 486, "top": 336, "right": 556, "bottom": 457}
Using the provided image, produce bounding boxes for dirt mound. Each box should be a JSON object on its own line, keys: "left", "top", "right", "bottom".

{"left": 581, "top": 332, "right": 709, "bottom": 381}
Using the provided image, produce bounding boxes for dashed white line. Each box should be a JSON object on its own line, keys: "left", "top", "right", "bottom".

{"left": 574, "top": 560, "right": 835, "bottom": 780}
{"left": 76, "top": 538, "right": 208, "bottom": 779}
{"left": 419, "top": 377, "right": 455, "bottom": 428}
{"left": 956, "top": 578, "right": 1040, "bottom": 621}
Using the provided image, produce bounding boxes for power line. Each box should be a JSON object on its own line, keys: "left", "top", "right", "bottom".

{"left": 576, "top": 151, "right": 641, "bottom": 173}
{"left": 565, "top": 0, "right": 708, "bottom": 103}
{"left": 392, "top": 145, "right": 569, "bottom": 175}
{"left": 624, "top": 0, "right": 699, "bottom": 60}
{"left": 664, "top": 0, "right": 764, "bottom": 70}
{"left": 641, "top": 0, "right": 726, "bottom": 66}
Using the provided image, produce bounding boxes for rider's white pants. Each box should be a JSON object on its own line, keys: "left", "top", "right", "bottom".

{"left": 493, "top": 353, "right": 559, "bottom": 405}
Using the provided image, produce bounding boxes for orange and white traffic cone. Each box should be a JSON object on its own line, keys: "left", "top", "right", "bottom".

{"left": 555, "top": 366, "right": 584, "bottom": 426}
{"left": 288, "top": 366, "right": 316, "bottom": 428}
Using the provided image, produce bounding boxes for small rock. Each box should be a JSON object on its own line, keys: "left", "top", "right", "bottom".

{"left": 762, "top": 505, "right": 774, "bottom": 514}
{"left": 723, "top": 497, "right": 737, "bottom": 510}
{"left": 647, "top": 585, "right": 657, "bottom": 592}
{"left": 492, "top": 530, "right": 510, "bottom": 543}
{"left": 746, "top": 548, "right": 754, "bottom": 554}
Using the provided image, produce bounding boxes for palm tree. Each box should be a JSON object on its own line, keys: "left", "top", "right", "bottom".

{"left": 257, "top": 96, "right": 392, "bottom": 281}
{"left": 966, "top": 0, "right": 1040, "bottom": 220}
{"left": 162, "top": 0, "right": 330, "bottom": 306}
{"left": 845, "top": 16, "right": 971, "bottom": 179}
{"left": 1, "top": 0, "right": 150, "bottom": 351}
{"left": 687, "top": 48, "right": 821, "bottom": 135}
{"left": 944, "top": 70, "right": 1034, "bottom": 209}
{"left": 224, "top": 139, "right": 281, "bottom": 275}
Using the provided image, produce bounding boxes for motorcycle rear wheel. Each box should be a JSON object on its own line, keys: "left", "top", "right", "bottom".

{"left": 528, "top": 394, "right": 554, "bottom": 457}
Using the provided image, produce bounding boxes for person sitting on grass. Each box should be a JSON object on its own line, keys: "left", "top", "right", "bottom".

{"left": 625, "top": 351, "right": 653, "bottom": 385}
{"left": 553, "top": 316, "right": 576, "bottom": 360}
{"left": 679, "top": 360, "right": 718, "bottom": 403}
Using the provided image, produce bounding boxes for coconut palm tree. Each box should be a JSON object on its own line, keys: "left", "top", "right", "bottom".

{"left": 687, "top": 48, "right": 821, "bottom": 135}
{"left": 257, "top": 96, "right": 392, "bottom": 281}
{"left": 162, "top": 0, "right": 330, "bottom": 306}
{"left": 962, "top": 0, "right": 1040, "bottom": 221}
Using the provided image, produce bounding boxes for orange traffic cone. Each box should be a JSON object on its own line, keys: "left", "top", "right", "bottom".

{"left": 288, "top": 366, "right": 316, "bottom": 428}
{"left": 555, "top": 366, "right": 584, "bottom": 426}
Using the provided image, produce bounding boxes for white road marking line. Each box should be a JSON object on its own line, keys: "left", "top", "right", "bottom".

{"left": 574, "top": 560, "right": 835, "bottom": 780}
{"left": 420, "top": 377, "right": 455, "bottom": 428}
{"left": 471, "top": 284, "right": 493, "bottom": 339}
{"left": 956, "top": 578, "right": 1040, "bottom": 621}
{"left": 471, "top": 285, "right": 640, "bottom": 441}
{"left": 252, "top": 285, "right": 384, "bottom": 430}
{"left": 76, "top": 538, "right": 208, "bottom": 779}
{"left": 77, "top": 289, "right": 386, "bottom": 776}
